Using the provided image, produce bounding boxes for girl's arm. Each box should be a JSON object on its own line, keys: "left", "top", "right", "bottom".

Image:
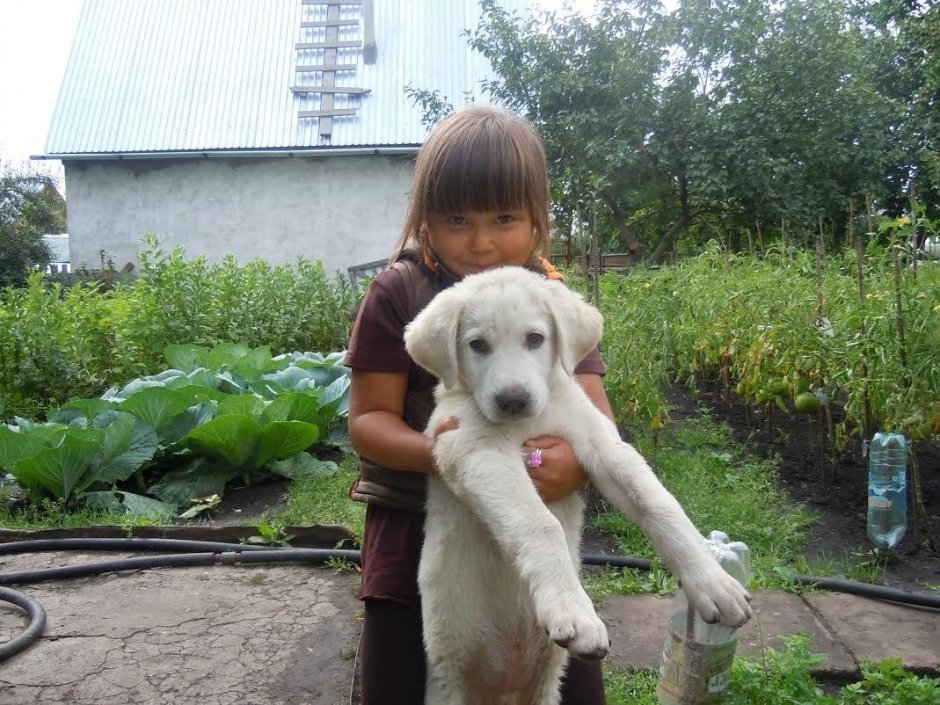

{"left": 348, "top": 369, "right": 437, "bottom": 474}
{"left": 522, "top": 373, "right": 614, "bottom": 503}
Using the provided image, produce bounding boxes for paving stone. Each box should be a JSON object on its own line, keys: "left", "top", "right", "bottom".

{"left": 806, "top": 592, "right": 940, "bottom": 672}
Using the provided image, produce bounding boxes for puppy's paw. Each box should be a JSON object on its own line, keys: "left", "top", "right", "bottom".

{"left": 682, "top": 566, "right": 752, "bottom": 628}
{"left": 538, "top": 591, "right": 610, "bottom": 660}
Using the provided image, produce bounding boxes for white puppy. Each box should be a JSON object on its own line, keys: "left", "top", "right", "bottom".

{"left": 404, "top": 267, "right": 751, "bottom": 705}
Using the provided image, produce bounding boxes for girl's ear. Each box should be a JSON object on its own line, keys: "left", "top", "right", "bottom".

{"left": 404, "top": 292, "right": 463, "bottom": 389}
{"left": 538, "top": 280, "right": 603, "bottom": 376}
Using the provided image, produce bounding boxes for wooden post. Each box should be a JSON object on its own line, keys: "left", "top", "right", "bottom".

{"left": 591, "top": 208, "right": 601, "bottom": 309}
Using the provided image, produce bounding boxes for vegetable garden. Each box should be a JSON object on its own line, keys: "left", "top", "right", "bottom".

{"left": 0, "top": 231, "right": 937, "bottom": 555}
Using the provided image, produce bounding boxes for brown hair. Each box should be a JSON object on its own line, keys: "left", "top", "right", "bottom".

{"left": 391, "top": 105, "right": 552, "bottom": 261}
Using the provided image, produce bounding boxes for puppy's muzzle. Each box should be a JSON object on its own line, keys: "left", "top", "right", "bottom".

{"left": 494, "top": 385, "right": 532, "bottom": 418}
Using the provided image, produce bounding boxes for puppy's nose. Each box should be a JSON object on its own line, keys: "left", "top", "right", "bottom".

{"left": 495, "top": 386, "right": 530, "bottom": 417}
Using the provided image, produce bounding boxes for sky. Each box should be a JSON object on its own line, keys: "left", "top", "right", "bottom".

{"left": 0, "top": 0, "right": 593, "bottom": 186}
{"left": 0, "top": 0, "right": 82, "bottom": 181}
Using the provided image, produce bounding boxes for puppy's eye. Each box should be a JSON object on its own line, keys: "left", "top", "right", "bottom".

{"left": 469, "top": 338, "right": 490, "bottom": 354}
{"left": 526, "top": 332, "right": 545, "bottom": 349}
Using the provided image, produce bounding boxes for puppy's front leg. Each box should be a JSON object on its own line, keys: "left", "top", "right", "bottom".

{"left": 434, "top": 441, "right": 609, "bottom": 659}
{"left": 576, "top": 425, "right": 752, "bottom": 628}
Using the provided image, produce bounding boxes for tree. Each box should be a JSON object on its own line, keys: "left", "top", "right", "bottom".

{"left": 458, "top": 0, "right": 920, "bottom": 258}
{"left": 0, "top": 162, "right": 65, "bottom": 287}
{"left": 858, "top": 0, "right": 940, "bottom": 217}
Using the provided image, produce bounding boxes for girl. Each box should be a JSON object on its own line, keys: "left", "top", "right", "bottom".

{"left": 345, "top": 105, "right": 611, "bottom": 704}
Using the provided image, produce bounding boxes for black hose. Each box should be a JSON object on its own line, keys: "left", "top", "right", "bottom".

{"left": 786, "top": 572, "right": 940, "bottom": 610}
{"left": 0, "top": 537, "right": 283, "bottom": 556}
{"left": 0, "top": 586, "right": 46, "bottom": 662}
{"left": 578, "top": 553, "right": 940, "bottom": 610}
{"left": 1, "top": 539, "right": 937, "bottom": 665}
{"left": 0, "top": 547, "right": 362, "bottom": 585}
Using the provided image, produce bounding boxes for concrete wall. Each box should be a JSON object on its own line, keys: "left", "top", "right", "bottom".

{"left": 63, "top": 155, "right": 415, "bottom": 279}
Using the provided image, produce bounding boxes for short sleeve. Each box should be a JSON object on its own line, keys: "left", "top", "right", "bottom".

{"left": 574, "top": 347, "right": 606, "bottom": 376}
{"left": 345, "top": 269, "right": 414, "bottom": 373}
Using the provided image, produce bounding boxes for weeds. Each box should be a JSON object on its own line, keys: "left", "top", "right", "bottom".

{"left": 267, "top": 454, "right": 365, "bottom": 541}
{"left": 589, "top": 415, "right": 815, "bottom": 590}
{"left": 604, "top": 634, "right": 940, "bottom": 704}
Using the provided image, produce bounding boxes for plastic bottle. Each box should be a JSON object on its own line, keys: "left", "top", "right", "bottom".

{"left": 656, "top": 531, "right": 751, "bottom": 705}
{"left": 867, "top": 432, "right": 908, "bottom": 550}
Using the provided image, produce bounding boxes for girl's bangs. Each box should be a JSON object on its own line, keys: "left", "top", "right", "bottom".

{"left": 425, "top": 132, "right": 533, "bottom": 215}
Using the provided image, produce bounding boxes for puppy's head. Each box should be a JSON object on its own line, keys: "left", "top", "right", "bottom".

{"left": 404, "top": 267, "right": 603, "bottom": 423}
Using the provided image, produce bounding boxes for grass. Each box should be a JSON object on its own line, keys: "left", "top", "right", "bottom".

{"left": 265, "top": 453, "right": 366, "bottom": 542}
{"left": 0, "top": 495, "right": 155, "bottom": 532}
{"left": 583, "top": 413, "right": 817, "bottom": 600}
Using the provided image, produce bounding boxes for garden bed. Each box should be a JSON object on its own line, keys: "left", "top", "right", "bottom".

{"left": 681, "top": 383, "right": 940, "bottom": 592}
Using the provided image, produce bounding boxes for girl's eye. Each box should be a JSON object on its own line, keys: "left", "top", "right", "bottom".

{"left": 526, "top": 332, "right": 545, "bottom": 349}
{"left": 469, "top": 338, "right": 489, "bottom": 354}
{"left": 448, "top": 215, "right": 467, "bottom": 226}
{"left": 496, "top": 214, "right": 514, "bottom": 224}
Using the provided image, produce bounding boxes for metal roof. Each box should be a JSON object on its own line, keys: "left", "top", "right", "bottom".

{"left": 42, "top": 0, "right": 529, "bottom": 158}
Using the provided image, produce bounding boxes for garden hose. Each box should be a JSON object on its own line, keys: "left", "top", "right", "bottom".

{"left": 1, "top": 539, "right": 938, "bottom": 665}
{"left": 0, "top": 586, "right": 46, "bottom": 662}
{"left": 580, "top": 553, "right": 940, "bottom": 609}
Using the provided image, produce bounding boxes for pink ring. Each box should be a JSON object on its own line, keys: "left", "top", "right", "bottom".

{"left": 526, "top": 448, "right": 543, "bottom": 469}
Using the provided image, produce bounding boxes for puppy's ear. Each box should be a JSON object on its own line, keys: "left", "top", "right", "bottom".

{"left": 404, "top": 291, "right": 462, "bottom": 389}
{"left": 540, "top": 280, "right": 603, "bottom": 376}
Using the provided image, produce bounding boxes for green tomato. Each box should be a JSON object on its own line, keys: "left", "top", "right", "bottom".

{"left": 794, "top": 391, "right": 820, "bottom": 414}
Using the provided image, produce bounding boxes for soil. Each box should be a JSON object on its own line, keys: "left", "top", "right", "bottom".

{"left": 670, "top": 383, "right": 940, "bottom": 593}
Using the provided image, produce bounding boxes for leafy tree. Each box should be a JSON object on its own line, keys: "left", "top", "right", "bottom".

{"left": 858, "top": 0, "right": 939, "bottom": 217}
{"left": 0, "top": 162, "right": 64, "bottom": 287}
{"left": 464, "top": 0, "right": 916, "bottom": 259}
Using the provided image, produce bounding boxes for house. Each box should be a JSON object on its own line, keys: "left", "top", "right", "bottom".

{"left": 38, "top": 0, "right": 528, "bottom": 279}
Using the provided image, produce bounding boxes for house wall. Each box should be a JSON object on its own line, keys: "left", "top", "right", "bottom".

{"left": 63, "top": 155, "right": 414, "bottom": 278}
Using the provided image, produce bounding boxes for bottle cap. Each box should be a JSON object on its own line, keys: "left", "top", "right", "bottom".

{"left": 705, "top": 530, "right": 751, "bottom": 588}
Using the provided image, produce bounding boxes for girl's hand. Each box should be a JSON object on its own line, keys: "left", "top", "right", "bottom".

{"left": 427, "top": 416, "right": 460, "bottom": 474}
{"left": 521, "top": 435, "right": 587, "bottom": 504}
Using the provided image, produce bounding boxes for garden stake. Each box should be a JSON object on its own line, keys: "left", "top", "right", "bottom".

{"left": 891, "top": 245, "right": 908, "bottom": 370}
{"left": 908, "top": 449, "right": 934, "bottom": 550}
{"left": 855, "top": 205, "right": 874, "bottom": 442}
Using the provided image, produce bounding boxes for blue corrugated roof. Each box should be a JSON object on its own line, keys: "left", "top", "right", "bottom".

{"left": 43, "top": 0, "right": 528, "bottom": 157}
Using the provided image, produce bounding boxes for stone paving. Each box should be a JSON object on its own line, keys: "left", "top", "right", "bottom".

{"left": 1, "top": 553, "right": 938, "bottom": 704}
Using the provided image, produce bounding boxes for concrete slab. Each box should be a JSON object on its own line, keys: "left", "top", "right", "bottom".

{"left": 597, "top": 594, "right": 672, "bottom": 670}
{"left": 735, "top": 591, "right": 856, "bottom": 676}
{"left": 599, "top": 592, "right": 856, "bottom": 676}
{"left": 806, "top": 593, "right": 940, "bottom": 673}
{"left": 0, "top": 555, "right": 362, "bottom": 705}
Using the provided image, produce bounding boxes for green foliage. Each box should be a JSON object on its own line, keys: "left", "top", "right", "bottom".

{"left": 109, "top": 235, "right": 353, "bottom": 382}
{"left": 0, "top": 162, "right": 64, "bottom": 287}
{"left": 603, "top": 667, "right": 659, "bottom": 705}
{"left": 0, "top": 237, "right": 353, "bottom": 418}
{"left": 841, "top": 657, "right": 940, "bottom": 704}
{"left": 603, "top": 635, "right": 940, "bottom": 704}
{"left": 0, "top": 342, "right": 350, "bottom": 512}
{"left": 586, "top": 415, "right": 813, "bottom": 599}
{"left": 268, "top": 453, "right": 364, "bottom": 541}
{"left": 459, "top": 0, "right": 934, "bottom": 261}
{"left": 728, "top": 634, "right": 833, "bottom": 704}
{"left": 599, "top": 245, "right": 940, "bottom": 444}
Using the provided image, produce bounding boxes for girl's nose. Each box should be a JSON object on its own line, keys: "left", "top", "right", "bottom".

{"left": 468, "top": 226, "right": 495, "bottom": 252}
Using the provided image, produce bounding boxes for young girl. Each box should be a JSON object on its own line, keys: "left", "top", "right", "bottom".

{"left": 345, "top": 105, "right": 611, "bottom": 704}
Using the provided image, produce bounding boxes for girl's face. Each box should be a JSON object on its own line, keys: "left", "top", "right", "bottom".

{"left": 425, "top": 208, "right": 535, "bottom": 279}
